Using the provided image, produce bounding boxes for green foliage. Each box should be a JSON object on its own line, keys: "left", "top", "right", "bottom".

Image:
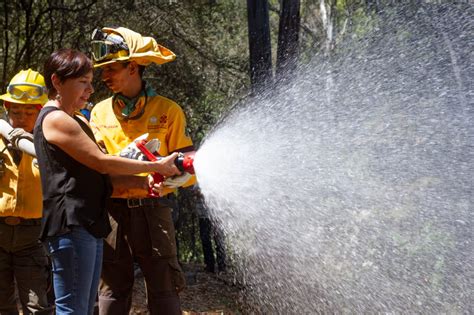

{"left": 0, "top": 0, "right": 433, "bottom": 264}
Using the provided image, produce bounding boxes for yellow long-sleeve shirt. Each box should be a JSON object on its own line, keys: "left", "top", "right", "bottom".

{"left": 0, "top": 140, "right": 42, "bottom": 219}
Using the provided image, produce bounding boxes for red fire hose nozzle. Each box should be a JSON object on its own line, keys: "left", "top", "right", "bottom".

{"left": 135, "top": 139, "right": 195, "bottom": 196}
{"left": 175, "top": 152, "right": 195, "bottom": 175}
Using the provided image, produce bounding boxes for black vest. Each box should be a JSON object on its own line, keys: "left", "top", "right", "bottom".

{"left": 34, "top": 106, "right": 112, "bottom": 240}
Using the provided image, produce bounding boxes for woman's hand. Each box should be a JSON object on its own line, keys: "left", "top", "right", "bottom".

{"left": 153, "top": 152, "right": 181, "bottom": 177}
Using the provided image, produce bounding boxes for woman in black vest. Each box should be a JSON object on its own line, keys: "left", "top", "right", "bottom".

{"left": 34, "top": 48, "right": 181, "bottom": 315}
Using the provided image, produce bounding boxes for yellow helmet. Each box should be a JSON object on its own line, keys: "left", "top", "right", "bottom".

{"left": 0, "top": 69, "right": 48, "bottom": 105}
{"left": 91, "top": 27, "right": 176, "bottom": 68}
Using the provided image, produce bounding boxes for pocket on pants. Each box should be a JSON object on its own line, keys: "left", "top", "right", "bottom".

{"left": 103, "top": 213, "right": 120, "bottom": 263}
{"left": 143, "top": 206, "right": 176, "bottom": 257}
{"left": 168, "top": 260, "right": 186, "bottom": 293}
{"left": 46, "top": 236, "right": 73, "bottom": 273}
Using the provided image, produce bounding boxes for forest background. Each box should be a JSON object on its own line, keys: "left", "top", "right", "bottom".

{"left": 0, "top": 0, "right": 469, "bottom": 264}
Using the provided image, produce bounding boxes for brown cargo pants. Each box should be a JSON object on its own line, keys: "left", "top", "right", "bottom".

{"left": 0, "top": 218, "right": 54, "bottom": 315}
{"left": 98, "top": 198, "right": 186, "bottom": 315}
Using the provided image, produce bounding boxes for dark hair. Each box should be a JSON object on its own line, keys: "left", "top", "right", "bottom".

{"left": 44, "top": 48, "right": 93, "bottom": 99}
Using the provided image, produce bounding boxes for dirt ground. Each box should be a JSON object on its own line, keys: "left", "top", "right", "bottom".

{"left": 130, "top": 263, "right": 244, "bottom": 315}
{"left": 17, "top": 263, "right": 244, "bottom": 315}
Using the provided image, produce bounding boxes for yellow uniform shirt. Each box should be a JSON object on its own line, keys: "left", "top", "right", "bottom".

{"left": 90, "top": 92, "right": 195, "bottom": 198}
{"left": 0, "top": 141, "right": 42, "bottom": 219}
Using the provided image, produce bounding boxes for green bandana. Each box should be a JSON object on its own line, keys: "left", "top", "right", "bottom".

{"left": 115, "top": 93, "right": 140, "bottom": 117}
{"left": 112, "top": 82, "right": 157, "bottom": 119}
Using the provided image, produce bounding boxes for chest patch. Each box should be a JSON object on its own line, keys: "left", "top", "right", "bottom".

{"left": 147, "top": 115, "right": 167, "bottom": 131}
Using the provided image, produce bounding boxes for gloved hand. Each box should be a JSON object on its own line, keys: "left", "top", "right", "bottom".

{"left": 119, "top": 133, "right": 161, "bottom": 160}
{"left": 163, "top": 172, "right": 192, "bottom": 188}
{"left": 6, "top": 128, "right": 33, "bottom": 148}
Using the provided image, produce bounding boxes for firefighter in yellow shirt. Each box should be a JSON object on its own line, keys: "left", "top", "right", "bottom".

{"left": 90, "top": 27, "right": 195, "bottom": 315}
{"left": 0, "top": 69, "right": 54, "bottom": 314}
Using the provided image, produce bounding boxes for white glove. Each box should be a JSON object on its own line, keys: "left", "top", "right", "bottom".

{"left": 6, "top": 128, "right": 33, "bottom": 148}
{"left": 163, "top": 172, "right": 192, "bottom": 188}
{"left": 119, "top": 133, "right": 161, "bottom": 161}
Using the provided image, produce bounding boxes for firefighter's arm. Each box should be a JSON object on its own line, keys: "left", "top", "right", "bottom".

{"left": 42, "top": 110, "right": 180, "bottom": 177}
{"left": 165, "top": 105, "right": 195, "bottom": 188}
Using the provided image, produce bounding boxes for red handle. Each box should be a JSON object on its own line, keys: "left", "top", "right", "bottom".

{"left": 136, "top": 139, "right": 162, "bottom": 197}
{"left": 136, "top": 139, "right": 158, "bottom": 162}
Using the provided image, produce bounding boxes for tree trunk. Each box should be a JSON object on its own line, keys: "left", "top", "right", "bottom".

{"left": 247, "top": 0, "right": 273, "bottom": 94}
{"left": 2, "top": 0, "right": 10, "bottom": 88}
{"left": 21, "top": 0, "right": 33, "bottom": 66}
{"left": 276, "top": 0, "right": 300, "bottom": 81}
{"left": 320, "top": 0, "right": 334, "bottom": 55}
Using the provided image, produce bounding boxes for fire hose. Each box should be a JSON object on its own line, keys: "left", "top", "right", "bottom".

{"left": 0, "top": 121, "right": 196, "bottom": 195}
{"left": 0, "top": 119, "right": 36, "bottom": 157}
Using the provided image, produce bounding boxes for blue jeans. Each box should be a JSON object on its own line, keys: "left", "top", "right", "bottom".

{"left": 46, "top": 227, "right": 103, "bottom": 315}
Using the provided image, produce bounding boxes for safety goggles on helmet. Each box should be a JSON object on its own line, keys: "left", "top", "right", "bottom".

{"left": 91, "top": 28, "right": 129, "bottom": 62}
{"left": 7, "top": 83, "right": 47, "bottom": 100}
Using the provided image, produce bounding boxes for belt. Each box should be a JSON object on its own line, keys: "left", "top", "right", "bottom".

{"left": 113, "top": 195, "right": 176, "bottom": 209}
{"left": 0, "top": 216, "right": 42, "bottom": 226}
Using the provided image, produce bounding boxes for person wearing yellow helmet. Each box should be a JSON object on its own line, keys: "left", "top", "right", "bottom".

{"left": 0, "top": 69, "right": 54, "bottom": 314}
{"left": 90, "top": 27, "right": 195, "bottom": 315}
{"left": 1, "top": 69, "right": 48, "bottom": 105}
{"left": 1, "top": 69, "right": 48, "bottom": 134}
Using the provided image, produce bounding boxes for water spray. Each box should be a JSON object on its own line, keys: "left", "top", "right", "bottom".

{"left": 191, "top": 3, "right": 472, "bottom": 314}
